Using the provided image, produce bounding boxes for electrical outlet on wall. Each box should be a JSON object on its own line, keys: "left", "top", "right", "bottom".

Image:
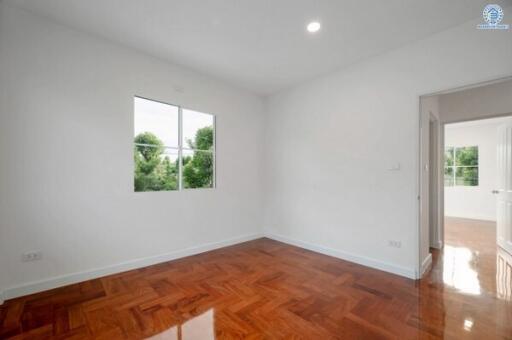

{"left": 22, "top": 251, "right": 42, "bottom": 262}
{"left": 388, "top": 240, "right": 402, "bottom": 248}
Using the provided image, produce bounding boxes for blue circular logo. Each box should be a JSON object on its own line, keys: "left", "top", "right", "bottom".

{"left": 483, "top": 4, "right": 504, "bottom": 25}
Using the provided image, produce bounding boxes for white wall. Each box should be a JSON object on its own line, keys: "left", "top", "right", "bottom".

{"left": 264, "top": 10, "right": 512, "bottom": 278}
{"left": 444, "top": 118, "right": 511, "bottom": 221}
{"left": 0, "top": 4, "right": 265, "bottom": 299}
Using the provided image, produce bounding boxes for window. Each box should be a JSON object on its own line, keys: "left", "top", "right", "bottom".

{"left": 134, "top": 97, "right": 215, "bottom": 192}
{"left": 444, "top": 146, "right": 478, "bottom": 187}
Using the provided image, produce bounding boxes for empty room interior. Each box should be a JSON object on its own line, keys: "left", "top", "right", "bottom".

{"left": 0, "top": 1, "right": 511, "bottom": 339}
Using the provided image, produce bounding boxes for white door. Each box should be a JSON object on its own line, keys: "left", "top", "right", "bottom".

{"left": 496, "top": 122, "right": 512, "bottom": 255}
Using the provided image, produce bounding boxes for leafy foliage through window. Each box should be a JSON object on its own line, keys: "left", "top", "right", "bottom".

{"left": 134, "top": 97, "right": 215, "bottom": 192}
{"left": 444, "top": 146, "right": 478, "bottom": 187}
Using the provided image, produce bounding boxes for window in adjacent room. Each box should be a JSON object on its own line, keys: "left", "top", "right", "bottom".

{"left": 444, "top": 146, "right": 478, "bottom": 187}
{"left": 134, "top": 96, "right": 215, "bottom": 192}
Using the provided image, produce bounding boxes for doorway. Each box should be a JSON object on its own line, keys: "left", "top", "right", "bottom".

{"left": 442, "top": 117, "right": 511, "bottom": 294}
{"left": 418, "top": 77, "right": 512, "bottom": 279}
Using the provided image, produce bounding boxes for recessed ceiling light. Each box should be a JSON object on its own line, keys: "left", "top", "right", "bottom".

{"left": 307, "top": 21, "right": 321, "bottom": 33}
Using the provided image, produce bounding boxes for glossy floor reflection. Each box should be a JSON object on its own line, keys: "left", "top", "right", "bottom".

{"left": 442, "top": 245, "right": 481, "bottom": 295}
{"left": 442, "top": 217, "right": 511, "bottom": 300}
{"left": 497, "top": 247, "right": 512, "bottom": 302}
{"left": 146, "top": 309, "right": 214, "bottom": 340}
{"left": 418, "top": 217, "right": 512, "bottom": 339}
{"left": 1, "top": 218, "right": 511, "bottom": 339}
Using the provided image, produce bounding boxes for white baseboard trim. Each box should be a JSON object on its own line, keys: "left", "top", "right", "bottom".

{"left": 3, "top": 233, "right": 263, "bottom": 301}
{"left": 430, "top": 240, "right": 443, "bottom": 249}
{"left": 445, "top": 214, "right": 496, "bottom": 222}
{"left": 264, "top": 232, "right": 417, "bottom": 279}
{"left": 420, "top": 253, "right": 433, "bottom": 278}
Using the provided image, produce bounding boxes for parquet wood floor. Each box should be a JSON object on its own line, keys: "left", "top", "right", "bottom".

{"left": 1, "top": 218, "right": 511, "bottom": 339}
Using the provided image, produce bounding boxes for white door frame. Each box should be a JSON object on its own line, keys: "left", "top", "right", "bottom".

{"left": 429, "top": 114, "right": 442, "bottom": 249}
{"left": 418, "top": 103, "right": 442, "bottom": 278}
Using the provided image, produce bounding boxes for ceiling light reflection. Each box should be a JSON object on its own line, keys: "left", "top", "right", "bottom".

{"left": 146, "top": 309, "right": 214, "bottom": 340}
{"left": 463, "top": 319, "right": 474, "bottom": 331}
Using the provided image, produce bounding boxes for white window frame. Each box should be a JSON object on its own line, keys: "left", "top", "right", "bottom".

{"left": 134, "top": 96, "right": 216, "bottom": 191}
{"left": 444, "top": 146, "right": 478, "bottom": 187}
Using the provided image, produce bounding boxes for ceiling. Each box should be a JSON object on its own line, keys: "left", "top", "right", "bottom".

{"left": 6, "top": 0, "right": 512, "bottom": 96}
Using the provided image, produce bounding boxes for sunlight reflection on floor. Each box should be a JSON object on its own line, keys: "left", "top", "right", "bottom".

{"left": 442, "top": 245, "right": 481, "bottom": 295}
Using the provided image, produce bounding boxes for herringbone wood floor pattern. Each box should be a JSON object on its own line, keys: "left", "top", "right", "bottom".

{"left": 1, "top": 221, "right": 511, "bottom": 339}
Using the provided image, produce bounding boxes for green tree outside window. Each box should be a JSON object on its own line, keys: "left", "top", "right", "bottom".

{"left": 134, "top": 97, "right": 215, "bottom": 192}
{"left": 134, "top": 132, "right": 178, "bottom": 192}
{"left": 182, "top": 127, "right": 214, "bottom": 189}
{"left": 444, "top": 146, "right": 478, "bottom": 187}
{"left": 134, "top": 127, "right": 214, "bottom": 192}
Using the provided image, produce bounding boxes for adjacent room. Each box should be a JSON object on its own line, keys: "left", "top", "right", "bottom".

{"left": 444, "top": 116, "right": 511, "bottom": 297}
{"left": 0, "top": 1, "right": 511, "bottom": 339}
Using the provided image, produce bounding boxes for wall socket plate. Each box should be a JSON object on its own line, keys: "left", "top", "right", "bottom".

{"left": 22, "top": 251, "right": 42, "bottom": 262}
{"left": 388, "top": 240, "right": 402, "bottom": 248}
